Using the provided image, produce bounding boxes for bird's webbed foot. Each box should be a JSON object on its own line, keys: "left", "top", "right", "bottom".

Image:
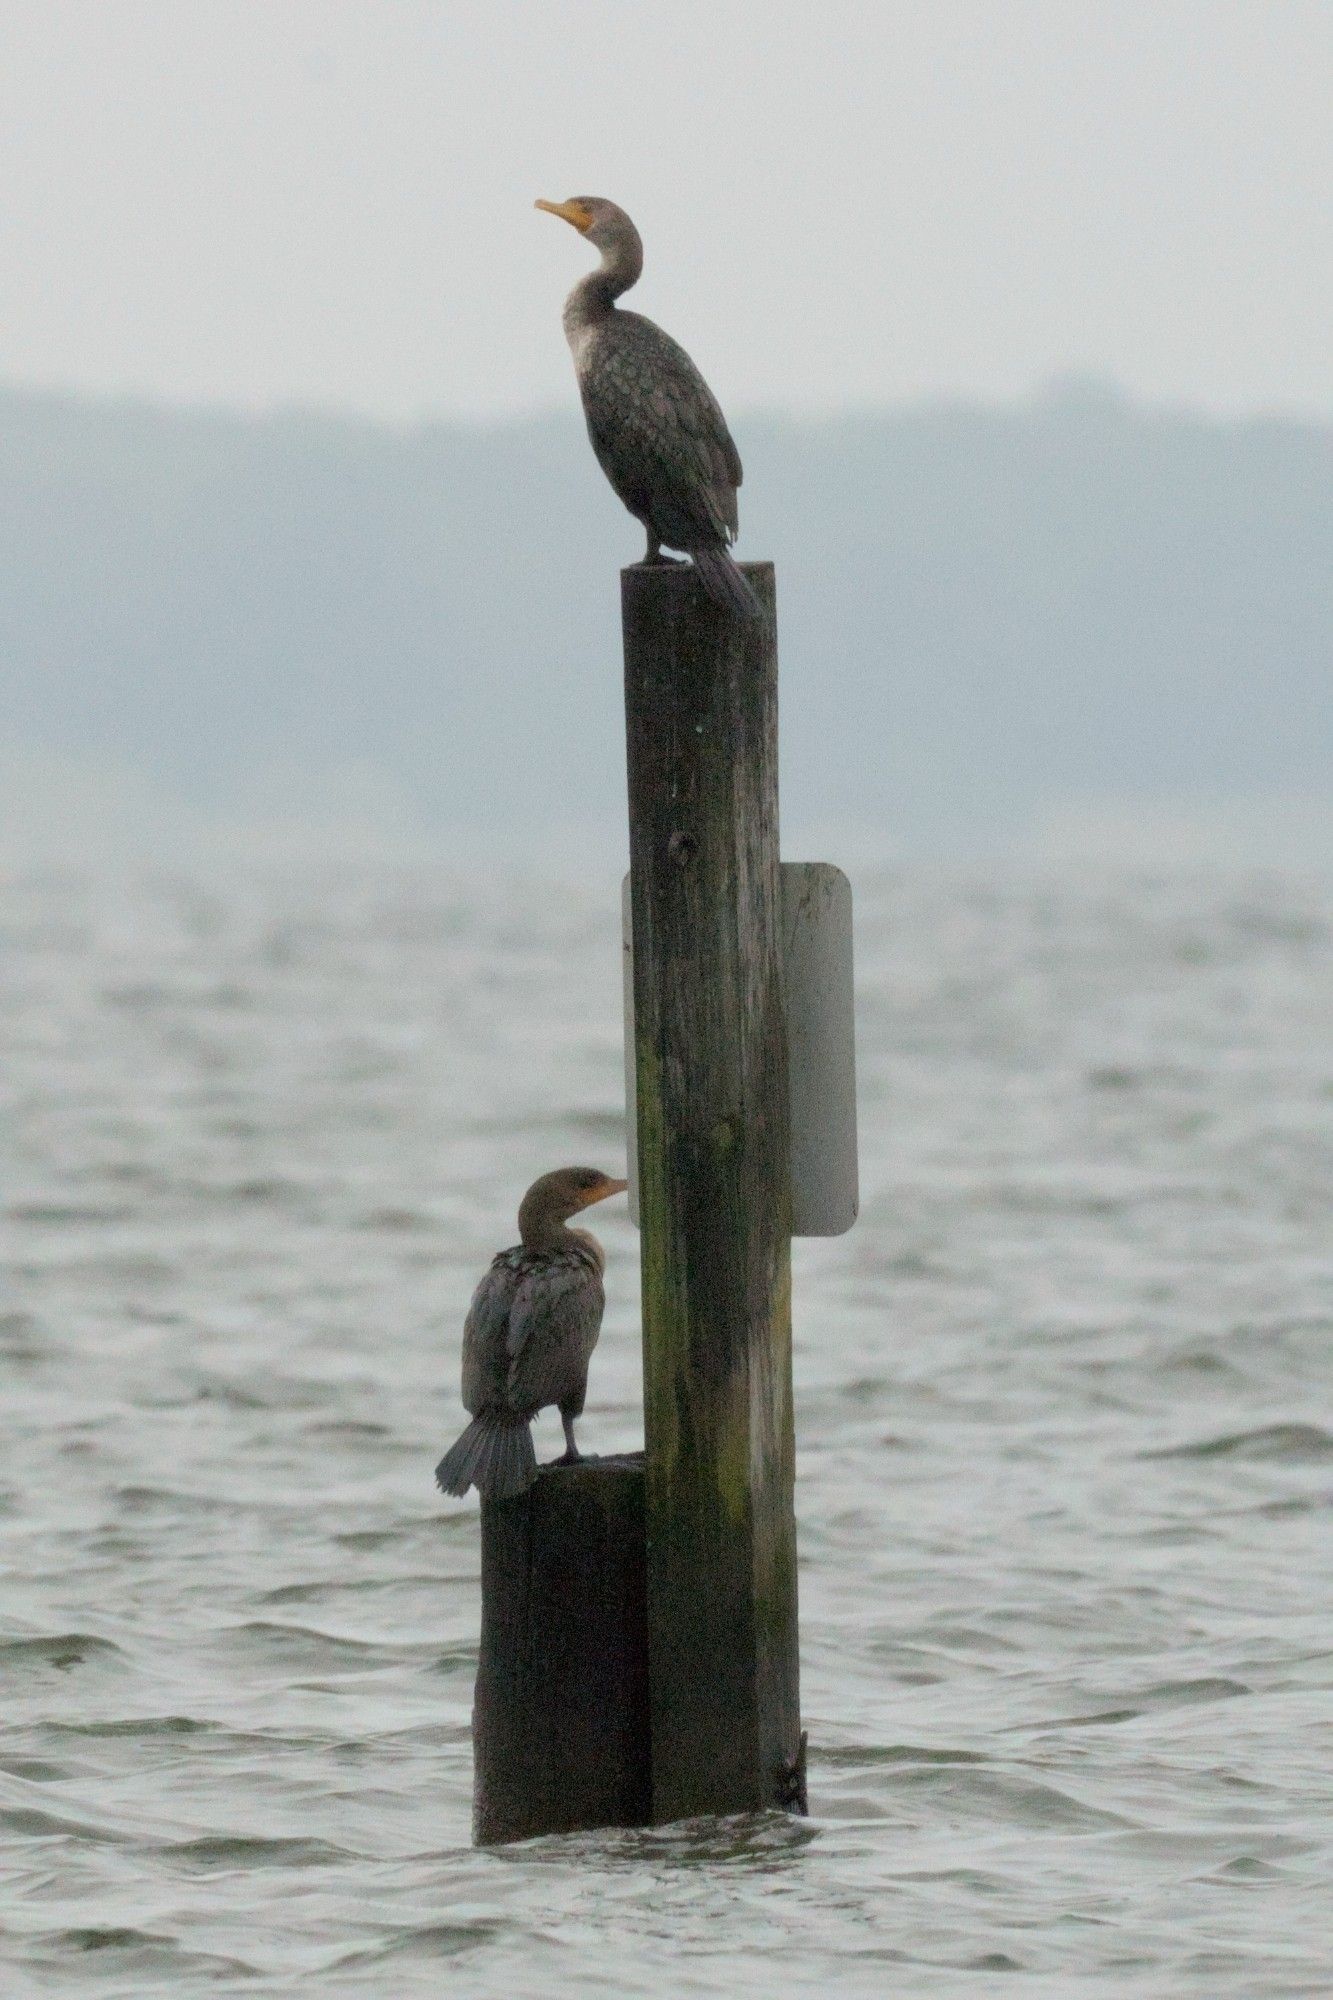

{"left": 552, "top": 1412, "right": 582, "bottom": 1465}
{"left": 636, "top": 535, "right": 687, "bottom": 567}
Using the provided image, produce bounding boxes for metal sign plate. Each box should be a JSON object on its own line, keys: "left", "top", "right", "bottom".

{"left": 622, "top": 862, "right": 858, "bottom": 1237}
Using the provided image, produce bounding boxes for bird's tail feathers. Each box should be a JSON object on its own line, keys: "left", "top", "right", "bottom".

{"left": 692, "top": 547, "right": 761, "bottom": 618}
{"left": 435, "top": 1414, "right": 536, "bottom": 1501}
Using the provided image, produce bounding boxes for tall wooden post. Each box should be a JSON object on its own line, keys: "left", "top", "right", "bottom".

{"left": 622, "top": 560, "right": 803, "bottom": 1822}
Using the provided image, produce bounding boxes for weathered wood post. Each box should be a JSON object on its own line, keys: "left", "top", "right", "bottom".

{"left": 468, "top": 559, "right": 820, "bottom": 1843}
{"left": 622, "top": 560, "right": 804, "bottom": 1821}
{"left": 472, "top": 1455, "right": 650, "bottom": 1844}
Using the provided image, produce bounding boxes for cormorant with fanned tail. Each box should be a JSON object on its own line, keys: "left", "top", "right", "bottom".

{"left": 435, "top": 1166, "right": 628, "bottom": 1502}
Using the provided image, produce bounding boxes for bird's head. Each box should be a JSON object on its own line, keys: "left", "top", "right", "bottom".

{"left": 518, "top": 1166, "right": 628, "bottom": 1244}
{"left": 535, "top": 195, "right": 637, "bottom": 258}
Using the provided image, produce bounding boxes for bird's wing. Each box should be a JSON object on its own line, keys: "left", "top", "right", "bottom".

{"left": 586, "top": 314, "right": 742, "bottom": 547}
{"left": 459, "top": 1255, "right": 520, "bottom": 1414}
{"left": 504, "top": 1257, "right": 605, "bottom": 1416}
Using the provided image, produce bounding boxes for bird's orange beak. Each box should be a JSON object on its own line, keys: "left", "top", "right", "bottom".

{"left": 535, "top": 197, "right": 593, "bottom": 233}
{"left": 578, "top": 1175, "right": 628, "bottom": 1209}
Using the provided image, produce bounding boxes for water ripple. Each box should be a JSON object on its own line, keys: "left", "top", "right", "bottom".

{"left": 3, "top": 862, "right": 1331, "bottom": 1999}
{"left": 1143, "top": 1423, "right": 1333, "bottom": 1462}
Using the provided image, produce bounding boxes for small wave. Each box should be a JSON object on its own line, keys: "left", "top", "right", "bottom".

{"left": 464, "top": 1107, "right": 626, "bottom": 1141}
{"left": 330, "top": 1919, "right": 508, "bottom": 1968}
{"left": 222, "top": 1617, "right": 384, "bottom": 1650}
{"left": 544, "top": 1808, "right": 820, "bottom": 1869}
{"left": 161, "top": 1832, "right": 353, "bottom": 1871}
{"left": 989, "top": 1182, "right": 1129, "bottom": 1218}
{"left": 354, "top": 1205, "right": 434, "bottom": 1232}
{"left": 819, "top": 1743, "right": 988, "bottom": 1768}
{"left": 257, "top": 1573, "right": 439, "bottom": 1607}
{"left": 101, "top": 981, "right": 172, "bottom": 1008}
{"left": 256, "top": 1580, "right": 347, "bottom": 1607}
{"left": 882, "top": 1765, "right": 1133, "bottom": 1832}
{"left": 910, "top": 1620, "right": 1024, "bottom": 1655}
{"left": 1135, "top": 1675, "right": 1251, "bottom": 1708}
{"left": 1156, "top": 1346, "right": 1248, "bottom": 1380}
{"left": 333, "top": 1525, "right": 402, "bottom": 1551}
{"left": 217, "top": 1620, "right": 425, "bottom": 1667}
{"left": 160, "top": 1371, "right": 332, "bottom": 1414}
{"left": 0, "top": 1755, "right": 68, "bottom": 1781}
{"left": 1038, "top": 1707, "right": 1141, "bottom": 1729}
{"left": 303, "top": 1417, "right": 393, "bottom": 1439}
{"left": 115, "top": 1483, "right": 232, "bottom": 1516}
{"left": 63, "top": 1927, "right": 170, "bottom": 1950}
{"left": 219, "top": 1174, "right": 307, "bottom": 1204}
{"left": 1041, "top": 1677, "right": 1249, "bottom": 1728}
{"left": 0, "top": 1308, "right": 45, "bottom": 1360}
{"left": 32, "top": 1926, "right": 258, "bottom": 1977}
{"left": 5, "top": 1201, "right": 132, "bottom": 1225}
{"left": 334, "top": 1511, "right": 468, "bottom": 1553}
{"left": 44, "top": 1713, "right": 211, "bottom": 1739}
{"left": 0, "top": 1633, "right": 122, "bottom": 1671}
{"left": 1210, "top": 1854, "right": 1285, "bottom": 1880}
{"left": 1087, "top": 1065, "right": 1142, "bottom": 1090}
{"left": 1255, "top": 1491, "right": 1331, "bottom": 1517}
{"left": 420, "top": 1639, "right": 483, "bottom": 1674}
{"left": 0, "top": 1805, "right": 125, "bottom": 1843}
{"left": 1143, "top": 1423, "right": 1333, "bottom": 1463}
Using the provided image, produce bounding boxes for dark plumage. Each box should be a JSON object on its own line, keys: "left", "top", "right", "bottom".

{"left": 536, "top": 195, "right": 759, "bottom": 617}
{"left": 435, "top": 1166, "right": 627, "bottom": 1502}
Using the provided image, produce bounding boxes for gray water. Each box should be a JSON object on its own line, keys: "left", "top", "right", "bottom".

{"left": 2, "top": 863, "right": 1331, "bottom": 1999}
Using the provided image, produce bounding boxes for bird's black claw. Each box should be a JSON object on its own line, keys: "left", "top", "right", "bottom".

{"left": 777, "top": 1731, "right": 809, "bottom": 1814}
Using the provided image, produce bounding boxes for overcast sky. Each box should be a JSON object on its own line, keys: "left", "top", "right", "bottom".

{"left": 3, "top": 1, "right": 1329, "bottom": 420}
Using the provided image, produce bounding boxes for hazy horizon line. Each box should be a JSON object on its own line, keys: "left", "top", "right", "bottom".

{"left": 5, "top": 371, "right": 1332, "bottom": 436}
{"left": 3, "top": 747, "right": 1330, "bottom": 876}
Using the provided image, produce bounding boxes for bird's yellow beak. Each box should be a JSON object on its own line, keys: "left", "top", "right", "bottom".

{"left": 579, "top": 1175, "right": 628, "bottom": 1209}
{"left": 535, "top": 197, "right": 593, "bottom": 233}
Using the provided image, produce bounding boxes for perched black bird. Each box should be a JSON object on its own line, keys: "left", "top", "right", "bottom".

{"left": 435, "top": 1166, "right": 627, "bottom": 1502}
{"left": 536, "top": 195, "right": 759, "bottom": 617}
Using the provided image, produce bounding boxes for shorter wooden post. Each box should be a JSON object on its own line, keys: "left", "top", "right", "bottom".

{"left": 472, "top": 1455, "right": 650, "bottom": 1844}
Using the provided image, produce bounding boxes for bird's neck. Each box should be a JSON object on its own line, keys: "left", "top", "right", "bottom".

{"left": 516, "top": 1206, "right": 603, "bottom": 1266}
{"left": 563, "top": 231, "right": 643, "bottom": 334}
{"left": 517, "top": 1194, "right": 576, "bottom": 1254}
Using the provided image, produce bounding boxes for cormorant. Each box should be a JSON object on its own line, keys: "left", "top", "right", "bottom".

{"left": 435, "top": 1166, "right": 627, "bottom": 1501}
{"left": 536, "top": 195, "right": 759, "bottom": 617}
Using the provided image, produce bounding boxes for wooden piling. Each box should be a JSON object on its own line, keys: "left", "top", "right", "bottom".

{"left": 622, "top": 561, "right": 804, "bottom": 1822}
{"left": 472, "top": 1455, "right": 650, "bottom": 1845}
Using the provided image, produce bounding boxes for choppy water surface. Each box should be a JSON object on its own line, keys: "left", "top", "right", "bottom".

{"left": 2, "top": 864, "right": 1331, "bottom": 1998}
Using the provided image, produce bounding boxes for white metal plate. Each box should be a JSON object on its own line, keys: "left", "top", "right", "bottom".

{"left": 622, "top": 862, "right": 858, "bottom": 1237}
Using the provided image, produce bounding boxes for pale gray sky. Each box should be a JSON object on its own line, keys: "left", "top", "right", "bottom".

{"left": 2, "top": 0, "right": 1329, "bottom": 419}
